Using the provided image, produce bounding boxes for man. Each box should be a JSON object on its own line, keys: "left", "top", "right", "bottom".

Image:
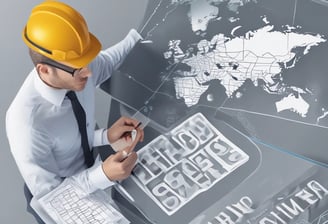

{"left": 6, "top": 1, "right": 144, "bottom": 223}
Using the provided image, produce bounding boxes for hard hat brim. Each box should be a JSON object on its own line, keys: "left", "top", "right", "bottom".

{"left": 23, "top": 29, "right": 102, "bottom": 69}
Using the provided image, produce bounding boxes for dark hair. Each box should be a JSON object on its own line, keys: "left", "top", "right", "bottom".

{"left": 28, "top": 48, "right": 50, "bottom": 66}
{"left": 28, "top": 48, "right": 59, "bottom": 76}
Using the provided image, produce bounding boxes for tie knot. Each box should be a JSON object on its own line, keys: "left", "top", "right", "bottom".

{"left": 66, "top": 91, "right": 77, "bottom": 100}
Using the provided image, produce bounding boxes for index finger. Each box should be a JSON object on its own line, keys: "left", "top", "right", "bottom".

{"left": 119, "top": 116, "right": 140, "bottom": 127}
{"left": 135, "top": 126, "right": 144, "bottom": 142}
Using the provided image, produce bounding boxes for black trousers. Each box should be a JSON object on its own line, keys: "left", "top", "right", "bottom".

{"left": 23, "top": 184, "right": 45, "bottom": 224}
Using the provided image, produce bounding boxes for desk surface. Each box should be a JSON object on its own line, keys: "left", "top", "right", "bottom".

{"left": 100, "top": 0, "right": 328, "bottom": 223}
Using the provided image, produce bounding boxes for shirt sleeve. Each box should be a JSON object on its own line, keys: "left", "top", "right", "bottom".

{"left": 7, "top": 123, "right": 114, "bottom": 199}
{"left": 89, "top": 29, "right": 143, "bottom": 87}
{"left": 93, "top": 128, "right": 110, "bottom": 147}
{"left": 78, "top": 157, "right": 113, "bottom": 191}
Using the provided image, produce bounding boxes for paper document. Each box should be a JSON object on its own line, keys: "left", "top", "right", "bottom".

{"left": 37, "top": 178, "right": 129, "bottom": 224}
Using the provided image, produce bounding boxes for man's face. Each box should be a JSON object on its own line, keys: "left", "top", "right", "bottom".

{"left": 52, "top": 67, "right": 91, "bottom": 91}
{"left": 38, "top": 62, "right": 92, "bottom": 91}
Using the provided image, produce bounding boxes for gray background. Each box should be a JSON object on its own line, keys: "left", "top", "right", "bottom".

{"left": 0, "top": 1, "right": 148, "bottom": 223}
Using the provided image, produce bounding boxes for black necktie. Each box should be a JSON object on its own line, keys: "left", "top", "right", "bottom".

{"left": 66, "top": 91, "right": 94, "bottom": 168}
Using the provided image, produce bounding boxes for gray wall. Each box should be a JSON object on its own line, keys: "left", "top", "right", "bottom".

{"left": 0, "top": 1, "right": 148, "bottom": 223}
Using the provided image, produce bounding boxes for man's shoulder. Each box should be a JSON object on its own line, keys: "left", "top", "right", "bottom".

{"left": 6, "top": 93, "right": 43, "bottom": 127}
{"left": 6, "top": 78, "right": 47, "bottom": 128}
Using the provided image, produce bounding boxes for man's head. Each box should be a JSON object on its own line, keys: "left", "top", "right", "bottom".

{"left": 23, "top": 1, "right": 101, "bottom": 90}
{"left": 29, "top": 48, "right": 92, "bottom": 91}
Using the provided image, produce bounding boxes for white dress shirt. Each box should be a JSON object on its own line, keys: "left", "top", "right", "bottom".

{"left": 6, "top": 29, "right": 141, "bottom": 199}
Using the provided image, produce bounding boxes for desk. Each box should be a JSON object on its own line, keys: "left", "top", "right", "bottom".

{"left": 100, "top": 0, "right": 328, "bottom": 223}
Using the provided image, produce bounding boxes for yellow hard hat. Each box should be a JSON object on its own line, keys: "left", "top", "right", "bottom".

{"left": 22, "top": 1, "right": 101, "bottom": 68}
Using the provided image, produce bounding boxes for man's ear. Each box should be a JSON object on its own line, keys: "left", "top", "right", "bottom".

{"left": 36, "top": 63, "right": 50, "bottom": 76}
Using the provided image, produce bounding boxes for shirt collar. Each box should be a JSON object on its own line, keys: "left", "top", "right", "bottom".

{"left": 33, "top": 68, "right": 67, "bottom": 106}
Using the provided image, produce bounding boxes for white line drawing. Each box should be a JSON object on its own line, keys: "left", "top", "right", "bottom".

{"left": 39, "top": 179, "right": 127, "bottom": 224}
{"left": 128, "top": 113, "right": 249, "bottom": 215}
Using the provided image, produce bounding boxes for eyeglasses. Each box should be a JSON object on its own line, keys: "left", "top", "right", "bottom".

{"left": 41, "top": 60, "right": 82, "bottom": 77}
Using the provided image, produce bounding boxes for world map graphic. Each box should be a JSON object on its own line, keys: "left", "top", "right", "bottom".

{"left": 128, "top": 0, "right": 328, "bottom": 128}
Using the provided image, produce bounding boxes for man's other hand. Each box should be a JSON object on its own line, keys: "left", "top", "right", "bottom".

{"left": 102, "top": 150, "right": 138, "bottom": 181}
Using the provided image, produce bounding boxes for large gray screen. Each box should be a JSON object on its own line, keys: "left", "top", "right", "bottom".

{"left": 101, "top": 0, "right": 328, "bottom": 223}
